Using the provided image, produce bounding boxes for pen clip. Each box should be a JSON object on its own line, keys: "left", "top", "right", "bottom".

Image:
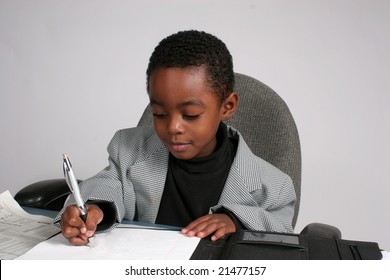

{"left": 63, "top": 154, "right": 73, "bottom": 192}
{"left": 62, "top": 153, "right": 87, "bottom": 216}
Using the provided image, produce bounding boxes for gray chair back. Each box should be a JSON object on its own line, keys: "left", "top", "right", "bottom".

{"left": 137, "top": 72, "right": 301, "bottom": 228}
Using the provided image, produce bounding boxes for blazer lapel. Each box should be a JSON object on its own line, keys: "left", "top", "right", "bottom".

{"left": 218, "top": 128, "right": 263, "bottom": 207}
{"left": 130, "top": 132, "right": 169, "bottom": 223}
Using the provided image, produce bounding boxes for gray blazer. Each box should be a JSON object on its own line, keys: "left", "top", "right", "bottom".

{"left": 57, "top": 125, "right": 296, "bottom": 233}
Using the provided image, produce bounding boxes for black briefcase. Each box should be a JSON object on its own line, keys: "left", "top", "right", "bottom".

{"left": 191, "top": 227, "right": 382, "bottom": 260}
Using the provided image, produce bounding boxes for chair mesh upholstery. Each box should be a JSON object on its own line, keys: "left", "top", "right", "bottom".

{"left": 137, "top": 73, "right": 301, "bottom": 228}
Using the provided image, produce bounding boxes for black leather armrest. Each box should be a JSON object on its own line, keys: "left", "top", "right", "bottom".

{"left": 14, "top": 179, "right": 81, "bottom": 211}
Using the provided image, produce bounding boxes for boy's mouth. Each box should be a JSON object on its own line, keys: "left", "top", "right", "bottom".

{"left": 169, "top": 142, "right": 190, "bottom": 152}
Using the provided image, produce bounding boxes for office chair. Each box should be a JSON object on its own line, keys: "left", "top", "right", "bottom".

{"left": 15, "top": 72, "right": 302, "bottom": 228}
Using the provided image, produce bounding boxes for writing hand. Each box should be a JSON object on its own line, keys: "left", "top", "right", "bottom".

{"left": 60, "top": 204, "right": 103, "bottom": 246}
{"left": 181, "top": 213, "right": 236, "bottom": 241}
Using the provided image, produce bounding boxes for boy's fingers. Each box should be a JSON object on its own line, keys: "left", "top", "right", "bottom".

{"left": 85, "top": 204, "right": 103, "bottom": 235}
{"left": 211, "top": 227, "right": 228, "bottom": 241}
{"left": 195, "top": 223, "right": 219, "bottom": 238}
{"left": 182, "top": 215, "right": 212, "bottom": 233}
{"left": 182, "top": 218, "right": 213, "bottom": 236}
{"left": 63, "top": 205, "right": 85, "bottom": 227}
{"left": 61, "top": 204, "right": 103, "bottom": 245}
{"left": 68, "top": 235, "right": 90, "bottom": 246}
{"left": 182, "top": 214, "right": 236, "bottom": 240}
{"left": 60, "top": 205, "right": 86, "bottom": 236}
{"left": 185, "top": 217, "right": 222, "bottom": 237}
{"left": 61, "top": 224, "right": 80, "bottom": 238}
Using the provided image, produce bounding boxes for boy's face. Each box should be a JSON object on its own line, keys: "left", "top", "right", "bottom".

{"left": 148, "top": 67, "right": 237, "bottom": 160}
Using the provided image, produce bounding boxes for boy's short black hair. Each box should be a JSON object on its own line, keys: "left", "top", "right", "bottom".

{"left": 146, "top": 30, "right": 234, "bottom": 101}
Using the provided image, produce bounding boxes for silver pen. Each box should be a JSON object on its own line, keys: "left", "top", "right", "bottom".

{"left": 63, "top": 154, "right": 88, "bottom": 222}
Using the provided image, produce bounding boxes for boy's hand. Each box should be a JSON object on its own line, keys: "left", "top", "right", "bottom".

{"left": 60, "top": 204, "right": 103, "bottom": 246}
{"left": 181, "top": 213, "right": 236, "bottom": 241}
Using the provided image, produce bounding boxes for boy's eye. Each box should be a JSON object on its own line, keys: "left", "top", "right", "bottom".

{"left": 152, "top": 113, "right": 168, "bottom": 119}
{"left": 183, "top": 114, "right": 200, "bottom": 120}
{"left": 152, "top": 112, "right": 201, "bottom": 120}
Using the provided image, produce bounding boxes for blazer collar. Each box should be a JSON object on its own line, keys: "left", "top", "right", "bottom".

{"left": 218, "top": 126, "right": 263, "bottom": 205}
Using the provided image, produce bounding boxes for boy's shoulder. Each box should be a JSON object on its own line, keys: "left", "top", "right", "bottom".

{"left": 109, "top": 125, "right": 153, "bottom": 140}
{"left": 109, "top": 126, "right": 165, "bottom": 160}
{"left": 226, "top": 125, "right": 291, "bottom": 183}
{"left": 118, "top": 125, "right": 156, "bottom": 138}
{"left": 114, "top": 125, "right": 161, "bottom": 147}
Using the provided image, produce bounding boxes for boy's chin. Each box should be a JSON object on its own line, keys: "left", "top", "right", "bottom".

{"left": 169, "top": 151, "right": 195, "bottom": 160}
{"left": 168, "top": 148, "right": 203, "bottom": 160}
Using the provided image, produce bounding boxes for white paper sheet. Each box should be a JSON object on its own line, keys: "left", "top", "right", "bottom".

{"left": 0, "top": 190, "right": 61, "bottom": 259}
{"left": 17, "top": 227, "right": 201, "bottom": 260}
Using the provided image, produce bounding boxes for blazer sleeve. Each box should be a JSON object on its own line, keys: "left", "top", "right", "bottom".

{"left": 53, "top": 130, "right": 134, "bottom": 232}
{"left": 212, "top": 174, "right": 296, "bottom": 233}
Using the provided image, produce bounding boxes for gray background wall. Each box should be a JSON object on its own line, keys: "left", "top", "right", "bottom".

{"left": 1, "top": 0, "right": 389, "bottom": 250}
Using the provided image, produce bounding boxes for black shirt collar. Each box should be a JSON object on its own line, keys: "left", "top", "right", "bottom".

{"left": 169, "top": 122, "right": 232, "bottom": 174}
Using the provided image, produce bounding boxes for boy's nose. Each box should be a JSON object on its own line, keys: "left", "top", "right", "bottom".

{"left": 167, "top": 116, "right": 184, "bottom": 134}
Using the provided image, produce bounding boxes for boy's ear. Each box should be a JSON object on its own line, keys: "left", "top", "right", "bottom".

{"left": 220, "top": 92, "right": 238, "bottom": 121}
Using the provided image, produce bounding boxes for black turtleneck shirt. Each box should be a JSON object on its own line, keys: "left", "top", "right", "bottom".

{"left": 155, "top": 123, "right": 237, "bottom": 227}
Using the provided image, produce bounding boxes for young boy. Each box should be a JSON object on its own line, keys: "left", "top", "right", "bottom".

{"left": 56, "top": 30, "right": 296, "bottom": 246}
